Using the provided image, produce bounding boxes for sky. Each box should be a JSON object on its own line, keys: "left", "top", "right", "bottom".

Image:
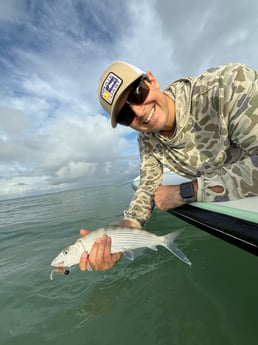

{"left": 0, "top": 0, "right": 258, "bottom": 200}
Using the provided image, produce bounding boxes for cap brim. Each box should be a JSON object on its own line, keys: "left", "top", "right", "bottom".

{"left": 110, "top": 75, "right": 144, "bottom": 127}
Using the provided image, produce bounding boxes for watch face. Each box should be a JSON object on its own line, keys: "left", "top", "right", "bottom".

{"left": 180, "top": 182, "right": 194, "bottom": 198}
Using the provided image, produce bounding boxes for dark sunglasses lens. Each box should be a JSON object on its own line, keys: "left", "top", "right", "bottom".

{"left": 116, "top": 102, "right": 135, "bottom": 126}
{"left": 127, "top": 77, "right": 149, "bottom": 105}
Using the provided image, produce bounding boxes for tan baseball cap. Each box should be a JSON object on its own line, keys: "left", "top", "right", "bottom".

{"left": 98, "top": 61, "right": 145, "bottom": 127}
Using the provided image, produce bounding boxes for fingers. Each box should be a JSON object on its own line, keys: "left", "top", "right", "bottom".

{"left": 79, "top": 251, "right": 89, "bottom": 271}
{"left": 89, "top": 235, "right": 123, "bottom": 271}
{"left": 89, "top": 235, "right": 113, "bottom": 270}
{"left": 80, "top": 228, "right": 90, "bottom": 236}
{"left": 90, "top": 235, "right": 109, "bottom": 265}
{"left": 79, "top": 233, "right": 123, "bottom": 271}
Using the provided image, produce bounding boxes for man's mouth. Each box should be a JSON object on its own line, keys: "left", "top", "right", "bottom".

{"left": 144, "top": 106, "right": 155, "bottom": 124}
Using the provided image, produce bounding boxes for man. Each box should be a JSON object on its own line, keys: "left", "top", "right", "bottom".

{"left": 80, "top": 61, "right": 258, "bottom": 271}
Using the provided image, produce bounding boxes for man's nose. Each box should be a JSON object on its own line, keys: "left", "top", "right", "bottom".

{"left": 129, "top": 103, "right": 146, "bottom": 117}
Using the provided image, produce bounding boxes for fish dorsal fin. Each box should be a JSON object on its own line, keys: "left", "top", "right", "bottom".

{"left": 124, "top": 250, "right": 134, "bottom": 260}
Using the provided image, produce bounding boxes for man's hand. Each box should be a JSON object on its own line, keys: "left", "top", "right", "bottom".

{"left": 154, "top": 181, "right": 198, "bottom": 210}
{"left": 79, "top": 229, "right": 123, "bottom": 271}
{"left": 154, "top": 185, "right": 184, "bottom": 210}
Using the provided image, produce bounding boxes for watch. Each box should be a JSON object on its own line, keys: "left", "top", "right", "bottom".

{"left": 180, "top": 182, "right": 194, "bottom": 204}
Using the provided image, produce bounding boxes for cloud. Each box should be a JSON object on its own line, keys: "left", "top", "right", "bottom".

{"left": 0, "top": 108, "right": 135, "bottom": 197}
{"left": 154, "top": 0, "right": 258, "bottom": 76}
{"left": 0, "top": 0, "right": 26, "bottom": 23}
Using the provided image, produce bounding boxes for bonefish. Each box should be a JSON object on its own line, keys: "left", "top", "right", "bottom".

{"left": 50, "top": 226, "right": 191, "bottom": 279}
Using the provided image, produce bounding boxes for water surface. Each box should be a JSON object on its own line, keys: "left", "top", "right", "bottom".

{"left": 0, "top": 184, "right": 257, "bottom": 345}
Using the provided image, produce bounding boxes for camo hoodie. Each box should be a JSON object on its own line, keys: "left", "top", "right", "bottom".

{"left": 124, "top": 63, "right": 258, "bottom": 226}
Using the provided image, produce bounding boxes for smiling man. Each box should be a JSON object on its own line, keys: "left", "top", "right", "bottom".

{"left": 79, "top": 60, "right": 258, "bottom": 271}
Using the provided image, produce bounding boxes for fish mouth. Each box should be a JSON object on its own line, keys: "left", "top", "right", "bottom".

{"left": 51, "top": 260, "right": 65, "bottom": 267}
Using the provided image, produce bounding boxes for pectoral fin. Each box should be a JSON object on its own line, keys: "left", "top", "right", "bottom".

{"left": 124, "top": 250, "right": 135, "bottom": 260}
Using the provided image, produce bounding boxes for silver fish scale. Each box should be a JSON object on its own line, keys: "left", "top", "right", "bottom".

{"left": 50, "top": 225, "right": 191, "bottom": 269}
{"left": 80, "top": 226, "right": 163, "bottom": 253}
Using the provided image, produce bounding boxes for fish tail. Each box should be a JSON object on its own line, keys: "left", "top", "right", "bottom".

{"left": 162, "top": 229, "right": 192, "bottom": 266}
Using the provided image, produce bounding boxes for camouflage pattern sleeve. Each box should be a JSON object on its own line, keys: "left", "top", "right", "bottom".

{"left": 123, "top": 134, "right": 163, "bottom": 226}
{"left": 197, "top": 155, "right": 258, "bottom": 201}
{"left": 196, "top": 64, "right": 258, "bottom": 201}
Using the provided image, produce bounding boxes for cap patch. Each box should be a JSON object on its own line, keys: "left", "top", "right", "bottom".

{"left": 101, "top": 73, "right": 122, "bottom": 105}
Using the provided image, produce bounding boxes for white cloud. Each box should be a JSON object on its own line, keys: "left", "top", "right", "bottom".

{"left": 0, "top": 0, "right": 26, "bottom": 23}
{"left": 0, "top": 109, "right": 135, "bottom": 199}
{"left": 153, "top": 0, "right": 258, "bottom": 76}
{"left": 1, "top": 108, "right": 29, "bottom": 135}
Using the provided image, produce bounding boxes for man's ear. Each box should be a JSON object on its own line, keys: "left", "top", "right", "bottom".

{"left": 146, "top": 71, "right": 160, "bottom": 89}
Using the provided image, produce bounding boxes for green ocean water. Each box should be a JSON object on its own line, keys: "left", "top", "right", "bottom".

{"left": 0, "top": 184, "right": 257, "bottom": 345}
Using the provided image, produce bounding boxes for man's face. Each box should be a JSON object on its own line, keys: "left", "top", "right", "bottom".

{"left": 129, "top": 75, "right": 172, "bottom": 133}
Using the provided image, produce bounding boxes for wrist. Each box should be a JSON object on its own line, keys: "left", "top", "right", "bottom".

{"left": 192, "top": 179, "right": 198, "bottom": 201}
{"left": 121, "top": 218, "right": 141, "bottom": 228}
{"left": 179, "top": 180, "right": 197, "bottom": 204}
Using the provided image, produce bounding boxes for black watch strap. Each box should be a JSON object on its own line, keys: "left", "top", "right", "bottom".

{"left": 180, "top": 182, "right": 194, "bottom": 204}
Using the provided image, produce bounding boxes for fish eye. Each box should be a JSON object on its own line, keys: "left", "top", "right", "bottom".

{"left": 63, "top": 248, "right": 69, "bottom": 255}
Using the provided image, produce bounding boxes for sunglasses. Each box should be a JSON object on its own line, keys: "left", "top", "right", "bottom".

{"left": 116, "top": 75, "right": 150, "bottom": 126}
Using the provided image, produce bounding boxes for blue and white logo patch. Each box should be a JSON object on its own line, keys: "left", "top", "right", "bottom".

{"left": 101, "top": 73, "right": 122, "bottom": 105}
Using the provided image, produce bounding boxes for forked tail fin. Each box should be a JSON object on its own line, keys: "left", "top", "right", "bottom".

{"left": 162, "top": 229, "right": 192, "bottom": 266}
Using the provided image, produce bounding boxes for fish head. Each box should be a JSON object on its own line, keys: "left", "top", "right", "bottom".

{"left": 51, "top": 241, "right": 84, "bottom": 268}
